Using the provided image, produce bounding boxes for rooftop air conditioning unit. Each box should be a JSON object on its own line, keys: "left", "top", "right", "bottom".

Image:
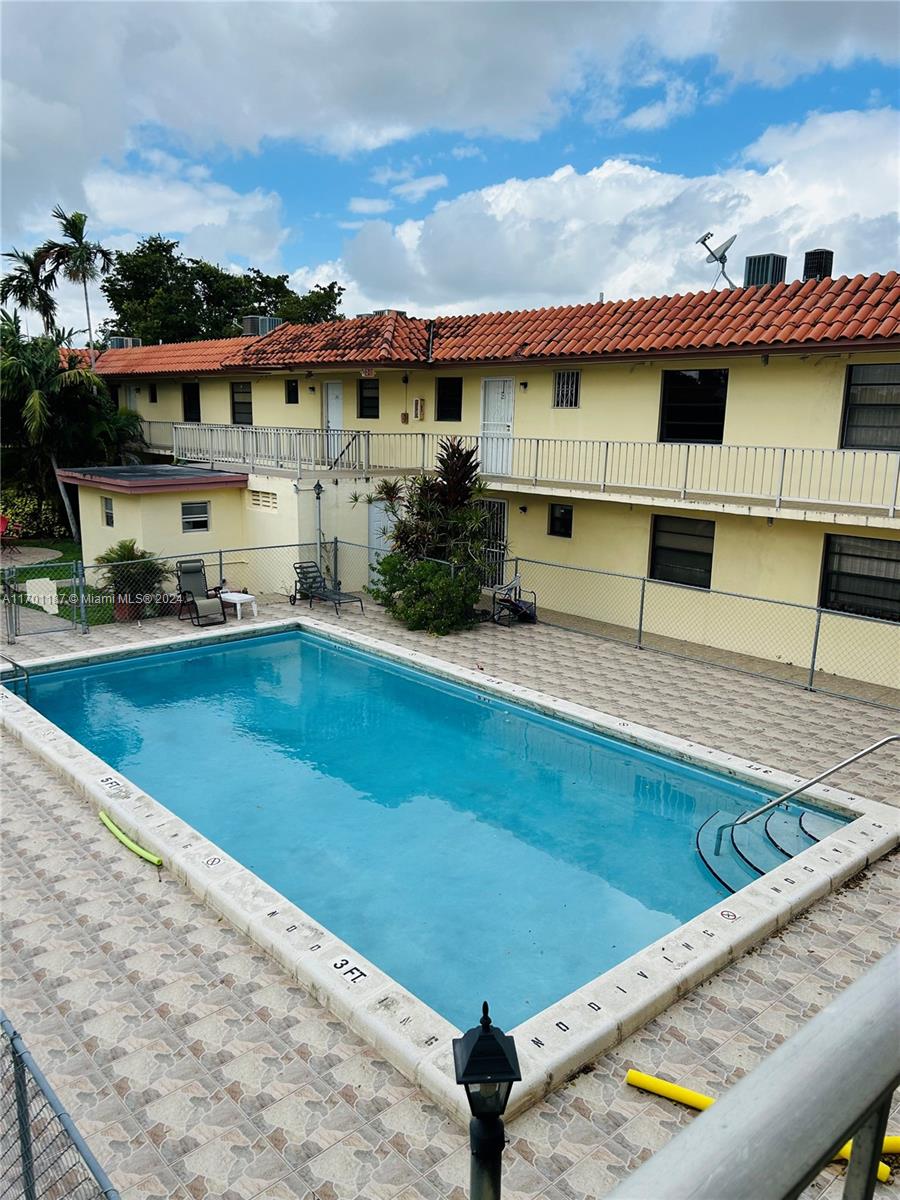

{"left": 743, "top": 254, "right": 787, "bottom": 288}
{"left": 108, "top": 336, "right": 143, "bottom": 349}
{"left": 371, "top": 308, "right": 407, "bottom": 317}
{"left": 803, "top": 249, "right": 834, "bottom": 282}
{"left": 355, "top": 312, "right": 374, "bottom": 318}
{"left": 241, "top": 315, "right": 283, "bottom": 337}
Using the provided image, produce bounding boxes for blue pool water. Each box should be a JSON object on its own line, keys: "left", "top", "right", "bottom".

{"left": 27, "top": 631, "right": 799, "bottom": 1027}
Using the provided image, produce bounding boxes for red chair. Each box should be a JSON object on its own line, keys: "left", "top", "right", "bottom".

{"left": 0, "top": 515, "right": 22, "bottom": 554}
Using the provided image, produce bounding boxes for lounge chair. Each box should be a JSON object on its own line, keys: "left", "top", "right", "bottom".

{"left": 176, "top": 559, "right": 227, "bottom": 627}
{"left": 491, "top": 574, "right": 537, "bottom": 627}
{"left": 289, "top": 561, "right": 364, "bottom": 617}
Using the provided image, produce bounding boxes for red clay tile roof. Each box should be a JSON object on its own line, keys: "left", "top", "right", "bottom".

{"left": 95, "top": 336, "right": 257, "bottom": 377}
{"left": 59, "top": 347, "right": 94, "bottom": 368}
{"left": 93, "top": 274, "right": 900, "bottom": 376}
{"left": 221, "top": 311, "right": 429, "bottom": 368}
{"left": 425, "top": 273, "right": 900, "bottom": 364}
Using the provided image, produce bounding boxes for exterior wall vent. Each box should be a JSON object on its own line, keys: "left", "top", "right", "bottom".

{"left": 107, "top": 336, "right": 143, "bottom": 349}
{"left": 241, "top": 315, "right": 283, "bottom": 337}
{"left": 803, "top": 249, "right": 834, "bottom": 282}
{"left": 743, "top": 254, "right": 787, "bottom": 288}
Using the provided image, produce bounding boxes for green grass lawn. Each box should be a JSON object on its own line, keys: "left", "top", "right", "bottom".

{"left": 15, "top": 538, "right": 82, "bottom": 562}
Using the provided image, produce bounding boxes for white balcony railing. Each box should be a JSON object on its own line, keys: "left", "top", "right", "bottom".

{"left": 169, "top": 421, "right": 900, "bottom": 517}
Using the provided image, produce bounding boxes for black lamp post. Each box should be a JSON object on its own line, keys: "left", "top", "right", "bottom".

{"left": 452, "top": 1002, "right": 521, "bottom": 1200}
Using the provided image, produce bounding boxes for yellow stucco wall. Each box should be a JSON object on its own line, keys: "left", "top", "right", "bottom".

{"left": 125, "top": 349, "right": 898, "bottom": 450}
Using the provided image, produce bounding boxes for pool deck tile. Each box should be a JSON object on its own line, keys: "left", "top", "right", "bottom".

{"left": 2, "top": 612, "right": 899, "bottom": 1198}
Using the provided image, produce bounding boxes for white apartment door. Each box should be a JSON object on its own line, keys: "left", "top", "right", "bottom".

{"left": 323, "top": 381, "right": 343, "bottom": 463}
{"left": 480, "top": 378, "right": 514, "bottom": 475}
{"left": 367, "top": 499, "right": 395, "bottom": 583}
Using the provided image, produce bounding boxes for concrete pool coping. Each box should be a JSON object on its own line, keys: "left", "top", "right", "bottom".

{"left": 2, "top": 613, "right": 897, "bottom": 1126}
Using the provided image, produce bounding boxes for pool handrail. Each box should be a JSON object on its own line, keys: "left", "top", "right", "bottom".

{"left": 713, "top": 733, "right": 899, "bottom": 855}
{"left": 0, "top": 652, "right": 30, "bottom": 701}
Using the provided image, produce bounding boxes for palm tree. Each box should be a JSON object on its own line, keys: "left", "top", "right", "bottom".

{"left": 37, "top": 206, "right": 113, "bottom": 366}
{"left": 0, "top": 248, "right": 57, "bottom": 332}
{"left": 1, "top": 309, "right": 144, "bottom": 538}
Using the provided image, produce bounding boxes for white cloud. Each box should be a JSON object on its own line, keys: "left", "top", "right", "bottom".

{"left": 451, "top": 145, "right": 485, "bottom": 160}
{"left": 4, "top": 1, "right": 897, "bottom": 238}
{"left": 622, "top": 80, "right": 699, "bottom": 131}
{"left": 390, "top": 174, "right": 448, "bottom": 202}
{"left": 348, "top": 197, "right": 395, "bottom": 215}
{"left": 322, "top": 107, "right": 900, "bottom": 314}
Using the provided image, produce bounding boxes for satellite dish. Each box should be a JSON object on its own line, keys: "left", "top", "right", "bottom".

{"left": 706, "top": 234, "right": 736, "bottom": 264}
{"left": 696, "top": 231, "right": 738, "bottom": 290}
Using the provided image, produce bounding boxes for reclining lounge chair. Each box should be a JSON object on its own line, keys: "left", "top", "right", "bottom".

{"left": 176, "top": 559, "right": 227, "bottom": 627}
{"left": 491, "top": 574, "right": 537, "bottom": 627}
{"left": 289, "top": 561, "right": 364, "bottom": 617}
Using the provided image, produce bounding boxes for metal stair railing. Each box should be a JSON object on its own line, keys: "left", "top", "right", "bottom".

{"left": 0, "top": 652, "right": 30, "bottom": 701}
{"left": 714, "top": 733, "right": 899, "bottom": 854}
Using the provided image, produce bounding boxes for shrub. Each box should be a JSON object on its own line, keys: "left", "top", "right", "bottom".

{"left": 373, "top": 557, "right": 482, "bottom": 635}
{"left": 94, "top": 538, "right": 171, "bottom": 620}
{"left": 1, "top": 485, "right": 68, "bottom": 539}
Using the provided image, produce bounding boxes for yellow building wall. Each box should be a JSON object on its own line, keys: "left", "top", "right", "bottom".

{"left": 78, "top": 491, "right": 146, "bottom": 566}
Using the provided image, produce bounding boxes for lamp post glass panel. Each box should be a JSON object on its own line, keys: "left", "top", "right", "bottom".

{"left": 453, "top": 1002, "right": 521, "bottom": 1200}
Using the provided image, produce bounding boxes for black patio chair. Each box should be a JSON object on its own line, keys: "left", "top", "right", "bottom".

{"left": 491, "top": 574, "right": 537, "bottom": 627}
{"left": 289, "top": 561, "right": 364, "bottom": 617}
{"left": 176, "top": 559, "right": 226, "bottom": 627}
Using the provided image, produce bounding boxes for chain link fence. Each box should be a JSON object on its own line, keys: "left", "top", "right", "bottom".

{"left": 2, "top": 541, "right": 896, "bottom": 708}
{"left": 1, "top": 1011, "right": 119, "bottom": 1200}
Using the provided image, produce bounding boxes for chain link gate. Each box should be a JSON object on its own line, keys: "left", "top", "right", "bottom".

{"left": 2, "top": 561, "right": 80, "bottom": 643}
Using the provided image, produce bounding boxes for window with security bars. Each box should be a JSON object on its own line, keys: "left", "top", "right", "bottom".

{"left": 230, "top": 381, "right": 253, "bottom": 425}
{"left": 659, "top": 369, "right": 728, "bottom": 442}
{"left": 357, "top": 378, "right": 380, "bottom": 419}
{"left": 840, "top": 363, "right": 900, "bottom": 450}
{"left": 650, "top": 515, "right": 715, "bottom": 589}
{"left": 181, "top": 501, "right": 210, "bottom": 533}
{"left": 553, "top": 370, "right": 580, "bottom": 408}
{"left": 820, "top": 534, "right": 900, "bottom": 622}
{"left": 250, "top": 489, "right": 278, "bottom": 510}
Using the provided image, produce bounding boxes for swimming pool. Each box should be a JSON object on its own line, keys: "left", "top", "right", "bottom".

{"left": 26, "top": 629, "right": 848, "bottom": 1030}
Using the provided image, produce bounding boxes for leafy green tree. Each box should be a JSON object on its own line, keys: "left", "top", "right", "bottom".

{"left": 37, "top": 206, "right": 114, "bottom": 366}
{"left": 0, "top": 248, "right": 58, "bottom": 332}
{"left": 1, "top": 309, "right": 144, "bottom": 538}
{"left": 100, "top": 236, "right": 344, "bottom": 344}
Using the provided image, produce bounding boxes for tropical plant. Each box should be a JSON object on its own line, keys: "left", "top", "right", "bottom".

{"left": 0, "top": 248, "right": 57, "bottom": 332}
{"left": 362, "top": 438, "right": 500, "bottom": 634}
{"left": 37, "top": 206, "right": 113, "bottom": 366}
{"left": 0, "top": 309, "right": 145, "bottom": 537}
{"left": 0, "top": 486, "right": 69, "bottom": 540}
{"left": 94, "top": 538, "right": 171, "bottom": 620}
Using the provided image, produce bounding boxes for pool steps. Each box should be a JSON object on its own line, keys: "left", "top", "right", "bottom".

{"left": 695, "top": 805, "right": 844, "bottom": 895}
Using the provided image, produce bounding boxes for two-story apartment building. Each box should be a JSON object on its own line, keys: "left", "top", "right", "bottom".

{"left": 62, "top": 271, "right": 900, "bottom": 687}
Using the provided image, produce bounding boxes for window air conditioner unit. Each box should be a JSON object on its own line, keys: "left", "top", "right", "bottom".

{"left": 108, "top": 336, "right": 143, "bottom": 349}
{"left": 242, "top": 315, "right": 284, "bottom": 337}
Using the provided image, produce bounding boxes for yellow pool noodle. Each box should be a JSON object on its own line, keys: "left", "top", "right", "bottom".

{"left": 98, "top": 811, "right": 162, "bottom": 867}
{"left": 625, "top": 1070, "right": 891, "bottom": 1182}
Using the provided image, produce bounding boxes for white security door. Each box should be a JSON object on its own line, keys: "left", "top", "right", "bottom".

{"left": 481, "top": 498, "right": 509, "bottom": 586}
{"left": 367, "top": 499, "right": 395, "bottom": 583}
{"left": 480, "top": 378, "right": 514, "bottom": 474}
{"left": 324, "top": 381, "right": 343, "bottom": 463}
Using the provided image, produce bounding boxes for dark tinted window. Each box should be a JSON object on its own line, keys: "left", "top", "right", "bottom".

{"left": 357, "top": 378, "right": 380, "bottom": 419}
{"left": 841, "top": 364, "right": 900, "bottom": 450}
{"left": 231, "top": 381, "right": 253, "bottom": 425}
{"left": 820, "top": 535, "right": 900, "bottom": 622}
{"left": 182, "top": 382, "right": 200, "bottom": 423}
{"left": 285, "top": 379, "right": 299, "bottom": 405}
{"left": 659, "top": 369, "right": 728, "bottom": 443}
{"left": 548, "top": 503, "right": 573, "bottom": 538}
{"left": 435, "top": 377, "right": 463, "bottom": 421}
{"left": 148, "top": 382, "right": 158, "bottom": 404}
{"left": 650, "top": 515, "right": 715, "bottom": 588}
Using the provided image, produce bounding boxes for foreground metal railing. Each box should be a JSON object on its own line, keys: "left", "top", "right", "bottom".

{"left": 1, "top": 1010, "right": 120, "bottom": 1200}
{"left": 170, "top": 422, "right": 900, "bottom": 516}
{"left": 607, "top": 948, "right": 900, "bottom": 1200}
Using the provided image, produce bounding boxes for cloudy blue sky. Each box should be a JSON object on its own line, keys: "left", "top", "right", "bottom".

{"left": 2, "top": 1, "right": 898, "bottom": 335}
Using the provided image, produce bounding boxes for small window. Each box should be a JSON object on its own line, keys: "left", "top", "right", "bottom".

{"left": 548, "top": 503, "right": 573, "bottom": 538}
{"left": 357, "top": 378, "right": 380, "bottom": 419}
{"left": 109, "top": 384, "right": 121, "bottom": 408}
{"left": 285, "top": 379, "right": 299, "bottom": 405}
{"left": 231, "top": 382, "right": 253, "bottom": 425}
{"left": 249, "top": 489, "right": 278, "bottom": 510}
{"left": 181, "top": 501, "right": 210, "bottom": 533}
{"left": 553, "top": 370, "right": 580, "bottom": 409}
{"left": 820, "top": 534, "right": 900, "bottom": 622}
{"left": 659, "top": 369, "right": 728, "bottom": 443}
{"left": 102, "top": 496, "right": 114, "bottom": 528}
{"left": 435, "top": 377, "right": 463, "bottom": 421}
{"left": 148, "top": 382, "right": 158, "bottom": 404}
{"left": 841, "top": 364, "right": 900, "bottom": 450}
{"left": 650, "top": 515, "right": 715, "bottom": 589}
